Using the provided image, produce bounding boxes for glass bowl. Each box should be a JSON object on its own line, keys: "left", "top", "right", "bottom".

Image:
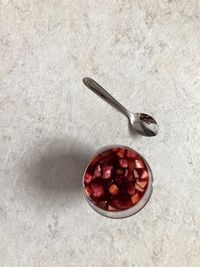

{"left": 82, "top": 145, "right": 153, "bottom": 219}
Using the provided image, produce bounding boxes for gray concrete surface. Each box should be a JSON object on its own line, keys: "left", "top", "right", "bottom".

{"left": 0, "top": 1, "right": 200, "bottom": 266}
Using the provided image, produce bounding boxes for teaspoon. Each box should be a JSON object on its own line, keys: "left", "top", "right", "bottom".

{"left": 83, "top": 77, "right": 159, "bottom": 137}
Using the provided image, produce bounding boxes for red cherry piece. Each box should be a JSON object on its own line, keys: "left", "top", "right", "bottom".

{"left": 124, "top": 169, "right": 129, "bottom": 177}
{"left": 119, "top": 159, "right": 128, "bottom": 168}
{"left": 90, "top": 155, "right": 102, "bottom": 166}
{"left": 135, "top": 159, "right": 144, "bottom": 169}
{"left": 128, "top": 161, "right": 135, "bottom": 171}
{"left": 126, "top": 150, "right": 136, "bottom": 159}
{"left": 114, "top": 176, "right": 123, "bottom": 186}
{"left": 112, "top": 148, "right": 119, "bottom": 153}
{"left": 108, "top": 205, "right": 118, "bottom": 211}
{"left": 136, "top": 179, "right": 147, "bottom": 188}
{"left": 98, "top": 200, "right": 108, "bottom": 209}
{"left": 140, "top": 169, "right": 148, "bottom": 179}
{"left": 131, "top": 192, "right": 140, "bottom": 204}
{"left": 84, "top": 172, "right": 93, "bottom": 184}
{"left": 101, "top": 150, "right": 112, "bottom": 157}
{"left": 134, "top": 169, "right": 139, "bottom": 179}
{"left": 127, "top": 182, "right": 136, "bottom": 195}
{"left": 111, "top": 197, "right": 132, "bottom": 210}
{"left": 126, "top": 172, "right": 135, "bottom": 182}
{"left": 91, "top": 183, "right": 104, "bottom": 197}
{"left": 116, "top": 149, "right": 125, "bottom": 158}
{"left": 100, "top": 155, "right": 113, "bottom": 165}
{"left": 116, "top": 169, "right": 123, "bottom": 175}
{"left": 109, "top": 184, "right": 119, "bottom": 195}
{"left": 135, "top": 183, "right": 145, "bottom": 192}
{"left": 93, "top": 164, "right": 101, "bottom": 177}
{"left": 102, "top": 165, "right": 112, "bottom": 179}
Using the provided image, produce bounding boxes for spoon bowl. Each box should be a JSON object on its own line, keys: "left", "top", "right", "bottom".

{"left": 83, "top": 77, "right": 159, "bottom": 137}
{"left": 129, "top": 113, "right": 159, "bottom": 137}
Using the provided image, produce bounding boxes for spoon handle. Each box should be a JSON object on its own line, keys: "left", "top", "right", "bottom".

{"left": 83, "top": 77, "right": 131, "bottom": 118}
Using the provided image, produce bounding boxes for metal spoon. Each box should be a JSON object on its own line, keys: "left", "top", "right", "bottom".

{"left": 83, "top": 77, "right": 159, "bottom": 137}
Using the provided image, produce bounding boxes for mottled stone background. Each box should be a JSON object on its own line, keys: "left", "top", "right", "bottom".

{"left": 0, "top": 1, "right": 200, "bottom": 266}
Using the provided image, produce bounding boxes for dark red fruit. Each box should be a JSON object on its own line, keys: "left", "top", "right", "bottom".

{"left": 109, "top": 184, "right": 119, "bottom": 195}
{"left": 116, "top": 148, "right": 125, "bottom": 158}
{"left": 133, "top": 169, "right": 139, "bottom": 179}
{"left": 126, "top": 150, "right": 136, "bottom": 159}
{"left": 108, "top": 205, "right": 117, "bottom": 211}
{"left": 119, "top": 159, "right": 128, "bottom": 168}
{"left": 91, "top": 183, "right": 104, "bottom": 197}
{"left": 84, "top": 172, "right": 93, "bottom": 184}
{"left": 135, "top": 183, "right": 145, "bottom": 192}
{"left": 98, "top": 200, "right": 108, "bottom": 209}
{"left": 124, "top": 169, "right": 129, "bottom": 177}
{"left": 102, "top": 165, "right": 112, "bottom": 179}
{"left": 83, "top": 147, "right": 149, "bottom": 212}
{"left": 90, "top": 155, "right": 102, "bottom": 167}
{"left": 131, "top": 192, "right": 140, "bottom": 204}
{"left": 140, "top": 169, "right": 148, "bottom": 179}
{"left": 100, "top": 155, "right": 113, "bottom": 165}
{"left": 110, "top": 197, "right": 132, "bottom": 210}
{"left": 128, "top": 160, "right": 135, "bottom": 171}
{"left": 136, "top": 179, "right": 147, "bottom": 188}
{"left": 127, "top": 182, "right": 136, "bottom": 195}
{"left": 93, "top": 164, "right": 101, "bottom": 177}
{"left": 114, "top": 176, "right": 123, "bottom": 186}
{"left": 116, "top": 169, "right": 124, "bottom": 175}
{"left": 135, "top": 159, "right": 144, "bottom": 169}
{"left": 126, "top": 172, "right": 135, "bottom": 182}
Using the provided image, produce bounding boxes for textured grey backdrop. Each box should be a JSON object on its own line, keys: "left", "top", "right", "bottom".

{"left": 0, "top": 1, "right": 200, "bottom": 266}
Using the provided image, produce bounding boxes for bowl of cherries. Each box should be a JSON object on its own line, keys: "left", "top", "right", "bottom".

{"left": 83, "top": 146, "right": 153, "bottom": 218}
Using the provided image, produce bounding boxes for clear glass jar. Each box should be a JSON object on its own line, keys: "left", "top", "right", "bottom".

{"left": 83, "top": 145, "right": 153, "bottom": 219}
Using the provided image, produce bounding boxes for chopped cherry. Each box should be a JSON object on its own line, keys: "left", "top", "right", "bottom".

{"left": 126, "top": 172, "right": 135, "bottom": 182}
{"left": 133, "top": 169, "right": 139, "bottom": 179}
{"left": 135, "top": 159, "right": 144, "bottom": 169}
{"left": 90, "top": 155, "right": 102, "bottom": 167}
{"left": 136, "top": 179, "right": 148, "bottom": 188}
{"left": 108, "top": 205, "right": 118, "bottom": 211}
{"left": 112, "top": 148, "right": 118, "bottom": 152}
{"left": 114, "top": 176, "right": 123, "bottom": 186}
{"left": 109, "top": 184, "right": 119, "bottom": 195}
{"left": 124, "top": 169, "right": 129, "bottom": 177}
{"left": 102, "top": 165, "right": 112, "bottom": 179}
{"left": 127, "top": 182, "right": 136, "bottom": 195}
{"left": 116, "top": 169, "right": 124, "bottom": 175}
{"left": 101, "top": 150, "right": 112, "bottom": 157}
{"left": 140, "top": 169, "right": 148, "bottom": 179}
{"left": 128, "top": 160, "right": 135, "bottom": 171}
{"left": 93, "top": 164, "right": 101, "bottom": 177}
{"left": 119, "top": 159, "right": 128, "bottom": 168}
{"left": 84, "top": 172, "right": 93, "bottom": 184}
{"left": 91, "top": 183, "right": 104, "bottom": 197}
{"left": 131, "top": 193, "right": 140, "bottom": 204}
{"left": 100, "top": 155, "right": 113, "bottom": 165}
{"left": 110, "top": 197, "right": 132, "bottom": 210}
{"left": 135, "top": 183, "right": 145, "bottom": 192}
{"left": 126, "top": 150, "right": 136, "bottom": 159}
{"left": 116, "top": 148, "right": 125, "bottom": 158}
{"left": 98, "top": 200, "right": 108, "bottom": 209}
